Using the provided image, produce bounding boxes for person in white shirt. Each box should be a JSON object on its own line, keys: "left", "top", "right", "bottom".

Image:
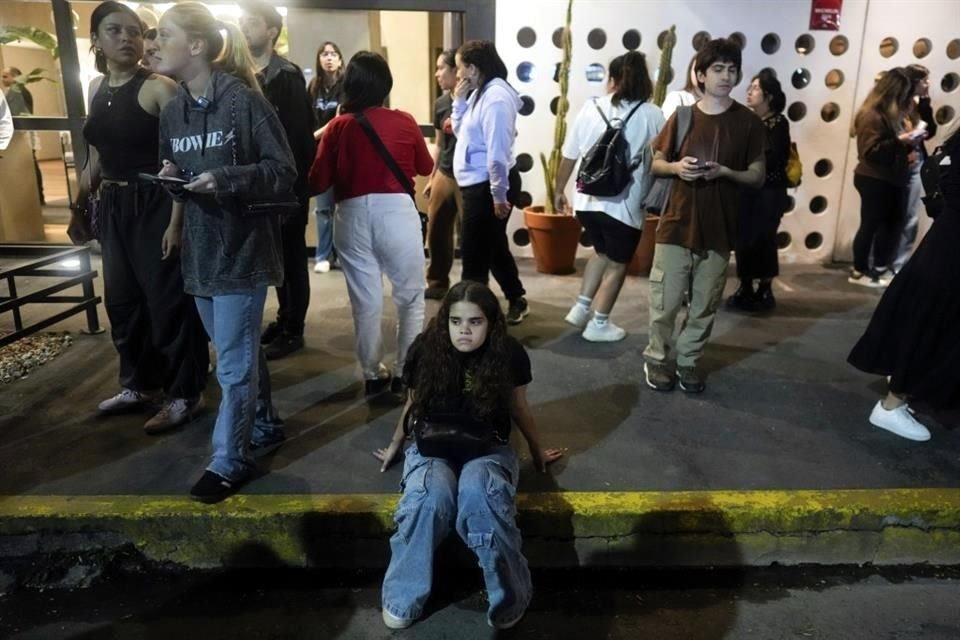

{"left": 553, "top": 52, "right": 665, "bottom": 342}
{"left": 0, "top": 91, "right": 13, "bottom": 150}
{"left": 661, "top": 56, "right": 701, "bottom": 119}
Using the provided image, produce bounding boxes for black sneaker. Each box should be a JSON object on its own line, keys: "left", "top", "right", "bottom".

{"left": 365, "top": 376, "right": 391, "bottom": 397}
{"left": 260, "top": 321, "right": 282, "bottom": 345}
{"left": 506, "top": 297, "right": 529, "bottom": 325}
{"left": 726, "top": 284, "right": 756, "bottom": 311}
{"left": 676, "top": 366, "right": 706, "bottom": 394}
{"left": 250, "top": 430, "right": 286, "bottom": 457}
{"left": 265, "top": 333, "right": 305, "bottom": 360}
{"left": 753, "top": 286, "right": 776, "bottom": 311}
{"left": 189, "top": 470, "right": 247, "bottom": 504}
{"left": 644, "top": 362, "right": 676, "bottom": 392}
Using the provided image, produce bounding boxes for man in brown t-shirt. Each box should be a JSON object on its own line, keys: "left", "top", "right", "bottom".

{"left": 644, "top": 39, "right": 765, "bottom": 394}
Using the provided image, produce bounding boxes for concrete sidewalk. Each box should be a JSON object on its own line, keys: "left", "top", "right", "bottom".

{"left": 1, "top": 258, "right": 958, "bottom": 572}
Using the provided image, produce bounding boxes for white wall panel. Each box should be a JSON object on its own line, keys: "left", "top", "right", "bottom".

{"left": 495, "top": 0, "right": 959, "bottom": 264}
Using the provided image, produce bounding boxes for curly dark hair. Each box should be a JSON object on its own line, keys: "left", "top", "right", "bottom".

{"left": 411, "top": 281, "right": 514, "bottom": 420}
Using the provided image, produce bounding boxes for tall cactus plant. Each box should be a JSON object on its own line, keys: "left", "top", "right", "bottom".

{"left": 539, "top": 0, "right": 573, "bottom": 214}
{"left": 652, "top": 25, "right": 677, "bottom": 107}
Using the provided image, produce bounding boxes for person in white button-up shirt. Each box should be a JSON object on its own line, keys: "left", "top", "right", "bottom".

{"left": 0, "top": 91, "right": 13, "bottom": 151}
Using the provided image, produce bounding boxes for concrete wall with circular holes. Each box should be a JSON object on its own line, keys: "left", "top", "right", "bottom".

{"left": 495, "top": 0, "right": 960, "bottom": 264}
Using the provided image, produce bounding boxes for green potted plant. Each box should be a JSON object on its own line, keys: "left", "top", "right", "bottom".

{"left": 628, "top": 24, "right": 676, "bottom": 277}
{"left": 522, "top": 0, "right": 582, "bottom": 275}
{"left": 0, "top": 26, "right": 61, "bottom": 99}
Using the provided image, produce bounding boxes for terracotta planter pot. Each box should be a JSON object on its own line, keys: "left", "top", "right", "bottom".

{"left": 627, "top": 215, "right": 661, "bottom": 276}
{"left": 523, "top": 206, "right": 582, "bottom": 275}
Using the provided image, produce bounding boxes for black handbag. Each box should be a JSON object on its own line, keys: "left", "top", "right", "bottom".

{"left": 353, "top": 112, "right": 429, "bottom": 242}
{"left": 407, "top": 411, "right": 495, "bottom": 462}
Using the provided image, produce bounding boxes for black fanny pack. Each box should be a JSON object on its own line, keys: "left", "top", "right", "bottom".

{"left": 408, "top": 412, "right": 495, "bottom": 462}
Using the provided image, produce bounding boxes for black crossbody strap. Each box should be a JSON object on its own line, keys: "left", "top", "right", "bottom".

{"left": 353, "top": 112, "right": 416, "bottom": 203}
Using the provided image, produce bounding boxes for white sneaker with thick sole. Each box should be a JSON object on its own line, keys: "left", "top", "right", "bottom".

{"left": 582, "top": 319, "right": 626, "bottom": 342}
{"left": 382, "top": 608, "right": 414, "bottom": 630}
{"left": 144, "top": 396, "right": 205, "bottom": 434}
{"left": 98, "top": 388, "right": 151, "bottom": 413}
{"left": 314, "top": 260, "right": 331, "bottom": 274}
{"left": 564, "top": 303, "right": 591, "bottom": 329}
{"left": 868, "top": 401, "right": 931, "bottom": 442}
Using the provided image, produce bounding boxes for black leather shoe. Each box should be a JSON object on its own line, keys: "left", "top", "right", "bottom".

{"left": 265, "top": 333, "right": 305, "bottom": 360}
{"left": 260, "top": 321, "right": 282, "bottom": 345}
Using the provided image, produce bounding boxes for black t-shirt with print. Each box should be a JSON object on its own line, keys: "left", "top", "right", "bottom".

{"left": 402, "top": 333, "right": 532, "bottom": 442}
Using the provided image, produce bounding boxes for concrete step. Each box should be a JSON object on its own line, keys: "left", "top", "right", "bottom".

{"left": 2, "top": 489, "right": 959, "bottom": 576}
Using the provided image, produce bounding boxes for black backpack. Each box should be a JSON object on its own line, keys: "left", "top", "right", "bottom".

{"left": 576, "top": 100, "right": 644, "bottom": 197}
{"left": 920, "top": 145, "right": 948, "bottom": 219}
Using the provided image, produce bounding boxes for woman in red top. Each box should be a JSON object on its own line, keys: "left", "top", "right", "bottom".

{"left": 309, "top": 51, "right": 433, "bottom": 397}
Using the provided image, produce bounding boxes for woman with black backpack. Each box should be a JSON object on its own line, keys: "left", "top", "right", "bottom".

{"left": 553, "top": 52, "right": 665, "bottom": 341}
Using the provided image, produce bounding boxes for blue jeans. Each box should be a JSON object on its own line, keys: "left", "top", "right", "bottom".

{"left": 194, "top": 289, "right": 283, "bottom": 481}
{"left": 314, "top": 189, "right": 335, "bottom": 261}
{"left": 381, "top": 444, "right": 531, "bottom": 625}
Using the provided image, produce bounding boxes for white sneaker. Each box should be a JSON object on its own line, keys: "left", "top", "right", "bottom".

{"left": 98, "top": 388, "right": 151, "bottom": 413}
{"left": 382, "top": 608, "right": 414, "bottom": 630}
{"left": 564, "top": 303, "right": 591, "bottom": 329}
{"left": 581, "top": 318, "right": 626, "bottom": 342}
{"left": 868, "top": 401, "right": 931, "bottom": 442}
{"left": 144, "top": 396, "right": 205, "bottom": 434}
{"left": 314, "top": 260, "right": 331, "bottom": 274}
{"left": 877, "top": 271, "right": 895, "bottom": 287}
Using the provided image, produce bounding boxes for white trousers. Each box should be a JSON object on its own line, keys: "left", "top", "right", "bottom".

{"left": 335, "top": 194, "right": 426, "bottom": 379}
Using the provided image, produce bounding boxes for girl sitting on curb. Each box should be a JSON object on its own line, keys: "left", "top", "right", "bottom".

{"left": 374, "top": 281, "right": 564, "bottom": 630}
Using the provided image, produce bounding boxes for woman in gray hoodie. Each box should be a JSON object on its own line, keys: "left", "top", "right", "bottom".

{"left": 153, "top": 2, "right": 296, "bottom": 503}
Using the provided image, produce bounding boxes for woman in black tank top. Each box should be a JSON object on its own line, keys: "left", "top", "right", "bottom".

{"left": 78, "top": 1, "right": 208, "bottom": 433}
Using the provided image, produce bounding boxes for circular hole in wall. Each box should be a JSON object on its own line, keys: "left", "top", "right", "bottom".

{"left": 821, "top": 102, "right": 840, "bottom": 122}
{"left": 692, "top": 30, "right": 711, "bottom": 51}
{"left": 810, "top": 196, "right": 828, "bottom": 214}
{"left": 761, "top": 33, "right": 780, "bottom": 54}
{"left": 622, "top": 29, "right": 641, "bottom": 50}
{"left": 519, "top": 95, "right": 535, "bottom": 116}
{"left": 787, "top": 102, "right": 807, "bottom": 121}
{"left": 552, "top": 27, "right": 566, "bottom": 49}
{"left": 516, "top": 153, "right": 534, "bottom": 173}
{"left": 587, "top": 28, "right": 607, "bottom": 50}
{"left": 515, "top": 191, "right": 533, "bottom": 209}
{"left": 795, "top": 34, "right": 815, "bottom": 55}
{"left": 728, "top": 32, "right": 747, "bottom": 50}
{"left": 948, "top": 39, "right": 960, "bottom": 60}
{"left": 549, "top": 96, "right": 560, "bottom": 115}
{"left": 942, "top": 72, "right": 960, "bottom": 93}
{"left": 513, "top": 228, "right": 530, "bottom": 247}
{"left": 829, "top": 35, "right": 849, "bottom": 56}
{"left": 777, "top": 231, "right": 792, "bottom": 250}
{"left": 785, "top": 195, "right": 796, "bottom": 213}
{"left": 516, "top": 62, "right": 535, "bottom": 83}
{"left": 913, "top": 37, "right": 933, "bottom": 58}
{"left": 805, "top": 232, "right": 824, "bottom": 250}
{"left": 517, "top": 27, "right": 537, "bottom": 48}
{"left": 657, "top": 29, "right": 673, "bottom": 50}
{"left": 579, "top": 229, "right": 593, "bottom": 248}
{"left": 586, "top": 63, "right": 606, "bottom": 83}
{"left": 760, "top": 66, "right": 779, "bottom": 79}
{"left": 814, "top": 159, "right": 833, "bottom": 178}
{"left": 792, "top": 68, "right": 812, "bottom": 89}
{"left": 825, "top": 69, "right": 844, "bottom": 89}
{"left": 879, "top": 37, "right": 898, "bottom": 58}
{"left": 935, "top": 105, "right": 956, "bottom": 125}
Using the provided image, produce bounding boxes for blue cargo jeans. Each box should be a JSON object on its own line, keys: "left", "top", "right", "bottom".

{"left": 194, "top": 288, "right": 284, "bottom": 482}
{"left": 381, "top": 444, "right": 531, "bottom": 626}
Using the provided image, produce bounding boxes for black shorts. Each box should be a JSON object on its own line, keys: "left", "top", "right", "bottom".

{"left": 576, "top": 211, "right": 642, "bottom": 264}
